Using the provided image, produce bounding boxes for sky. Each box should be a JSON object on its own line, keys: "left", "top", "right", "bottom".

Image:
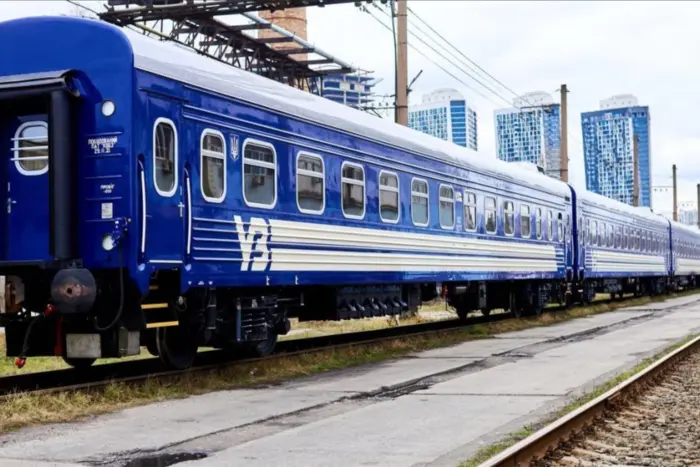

{"left": 2, "top": 0, "right": 699, "bottom": 218}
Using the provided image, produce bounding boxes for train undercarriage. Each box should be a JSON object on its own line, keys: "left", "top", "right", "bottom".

{"left": 0, "top": 268, "right": 695, "bottom": 370}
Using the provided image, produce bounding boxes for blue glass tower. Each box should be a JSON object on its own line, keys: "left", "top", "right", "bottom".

{"left": 494, "top": 92, "right": 561, "bottom": 179}
{"left": 408, "top": 89, "right": 478, "bottom": 151}
{"left": 581, "top": 95, "right": 651, "bottom": 207}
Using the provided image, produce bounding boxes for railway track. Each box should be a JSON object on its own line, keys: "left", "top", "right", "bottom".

{"left": 0, "top": 293, "right": 678, "bottom": 400}
{"left": 480, "top": 332, "right": 700, "bottom": 467}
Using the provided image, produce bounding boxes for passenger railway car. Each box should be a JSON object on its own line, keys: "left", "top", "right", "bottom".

{"left": 670, "top": 221, "right": 700, "bottom": 287}
{"left": 576, "top": 190, "right": 671, "bottom": 298}
{"left": 0, "top": 16, "right": 696, "bottom": 370}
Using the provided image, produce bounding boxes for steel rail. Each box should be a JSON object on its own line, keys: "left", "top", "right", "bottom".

{"left": 479, "top": 332, "right": 700, "bottom": 467}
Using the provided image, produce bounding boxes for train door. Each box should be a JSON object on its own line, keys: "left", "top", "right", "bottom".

{"left": 4, "top": 115, "right": 51, "bottom": 262}
{"left": 144, "top": 97, "right": 184, "bottom": 266}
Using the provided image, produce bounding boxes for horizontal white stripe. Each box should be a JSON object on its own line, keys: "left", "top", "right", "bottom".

{"left": 268, "top": 249, "right": 558, "bottom": 273}
{"left": 268, "top": 219, "right": 559, "bottom": 259}
{"left": 588, "top": 250, "right": 667, "bottom": 273}
{"left": 676, "top": 258, "right": 700, "bottom": 275}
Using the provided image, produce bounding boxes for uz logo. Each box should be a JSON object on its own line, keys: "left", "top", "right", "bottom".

{"left": 234, "top": 215, "right": 270, "bottom": 271}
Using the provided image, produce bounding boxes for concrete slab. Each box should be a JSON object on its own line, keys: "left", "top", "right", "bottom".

{"left": 411, "top": 337, "right": 542, "bottom": 359}
{"left": 0, "top": 389, "right": 346, "bottom": 463}
{"left": 284, "top": 356, "right": 481, "bottom": 393}
{"left": 182, "top": 394, "right": 558, "bottom": 467}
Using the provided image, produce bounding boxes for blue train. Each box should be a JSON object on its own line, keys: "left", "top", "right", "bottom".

{"left": 0, "top": 16, "right": 698, "bottom": 369}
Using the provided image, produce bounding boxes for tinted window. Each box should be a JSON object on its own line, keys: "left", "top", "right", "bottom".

{"left": 485, "top": 197, "right": 497, "bottom": 233}
{"left": 439, "top": 185, "right": 455, "bottom": 229}
{"left": 536, "top": 208, "right": 543, "bottom": 239}
{"left": 341, "top": 163, "right": 365, "bottom": 218}
{"left": 411, "top": 179, "right": 429, "bottom": 226}
{"left": 521, "top": 204, "right": 531, "bottom": 238}
{"left": 464, "top": 192, "right": 477, "bottom": 231}
{"left": 201, "top": 131, "right": 225, "bottom": 202}
{"left": 155, "top": 121, "right": 177, "bottom": 195}
{"left": 243, "top": 142, "right": 276, "bottom": 206}
{"left": 379, "top": 172, "right": 399, "bottom": 222}
{"left": 504, "top": 201, "right": 514, "bottom": 235}
{"left": 297, "top": 153, "right": 324, "bottom": 213}
{"left": 15, "top": 122, "right": 48, "bottom": 174}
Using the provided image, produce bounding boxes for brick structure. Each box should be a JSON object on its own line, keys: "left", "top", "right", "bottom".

{"left": 259, "top": 8, "right": 308, "bottom": 62}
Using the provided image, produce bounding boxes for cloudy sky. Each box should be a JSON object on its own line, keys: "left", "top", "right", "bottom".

{"left": 2, "top": 1, "right": 698, "bottom": 217}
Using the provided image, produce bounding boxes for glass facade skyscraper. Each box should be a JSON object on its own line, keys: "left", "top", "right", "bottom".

{"left": 318, "top": 73, "right": 378, "bottom": 109}
{"left": 494, "top": 92, "right": 561, "bottom": 179}
{"left": 408, "top": 89, "right": 478, "bottom": 151}
{"left": 581, "top": 95, "right": 651, "bottom": 207}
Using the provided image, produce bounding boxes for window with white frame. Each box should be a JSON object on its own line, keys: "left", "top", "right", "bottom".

{"left": 341, "top": 163, "right": 365, "bottom": 218}
{"left": 200, "top": 130, "right": 226, "bottom": 202}
{"left": 504, "top": 201, "right": 514, "bottom": 235}
{"left": 485, "top": 197, "right": 497, "bottom": 233}
{"left": 14, "top": 122, "right": 48, "bottom": 175}
{"left": 411, "top": 179, "right": 429, "bottom": 226}
{"left": 379, "top": 171, "right": 399, "bottom": 222}
{"left": 464, "top": 191, "right": 477, "bottom": 231}
{"left": 297, "top": 153, "right": 324, "bottom": 214}
{"left": 439, "top": 185, "right": 455, "bottom": 229}
{"left": 557, "top": 212, "right": 563, "bottom": 242}
{"left": 535, "top": 207, "right": 543, "bottom": 239}
{"left": 521, "top": 204, "right": 531, "bottom": 238}
{"left": 243, "top": 141, "right": 276, "bottom": 207}
{"left": 547, "top": 209, "right": 553, "bottom": 240}
{"left": 154, "top": 119, "right": 177, "bottom": 196}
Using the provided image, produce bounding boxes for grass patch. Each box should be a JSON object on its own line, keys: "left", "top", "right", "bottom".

{"left": 1, "top": 290, "right": 699, "bottom": 435}
{"left": 459, "top": 327, "right": 700, "bottom": 467}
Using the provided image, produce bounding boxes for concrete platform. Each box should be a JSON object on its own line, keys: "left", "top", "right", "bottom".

{"left": 0, "top": 296, "right": 699, "bottom": 467}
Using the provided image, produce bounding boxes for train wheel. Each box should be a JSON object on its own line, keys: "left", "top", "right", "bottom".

{"left": 156, "top": 325, "right": 198, "bottom": 370}
{"left": 144, "top": 330, "right": 159, "bottom": 357}
{"left": 63, "top": 357, "right": 96, "bottom": 369}
{"left": 241, "top": 331, "right": 278, "bottom": 358}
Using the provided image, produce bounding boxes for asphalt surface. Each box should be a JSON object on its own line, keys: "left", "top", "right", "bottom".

{"left": 1, "top": 295, "right": 699, "bottom": 467}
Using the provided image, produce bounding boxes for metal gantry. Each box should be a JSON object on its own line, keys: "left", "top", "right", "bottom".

{"left": 99, "top": 0, "right": 381, "bottom": 92}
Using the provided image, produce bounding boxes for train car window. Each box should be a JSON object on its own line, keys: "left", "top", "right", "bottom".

{"left": 547, "top": 209, "right": 553, "bottom": 241}
{"left": 200, "top": 130, "right": 226, "bottom": 203}
{"left": 535, "top": 208, "right": 543, "bottom": 239}
{"left": 439, "top": 185, "right": 455, "bottom": 229}
{"left": 154, "top": 119, "right": 178, "bottom": 197}
{"left": 601, "top": 222, "right": 606, "bottom": 247}
{"left": 615, "top": 226, "right": 621, "bottom": 249}
{"left": 578, "top": 216, "right": 584, "bottom": 245}
{"left": 590, "top": 220, "right": 596, "bottom": 245}
{"left": 379, "top": 171, "right": 400, "bottom": 223}
{"left": 341, "top": 162, "right": 365, "bottom": 219}
{"left": 464, "top": 191, "right": 477, "bottom": 231}
{"left": 485, "top": 197, "right": 497, "bottom": 234}
{"left": 565, "top": 214, "right": 571, "bottom": 244}
{"left": 13, "top": 121, "right": 49, "bottom": 175}
{"left": 585, "top": 219, "right": 591, "bottom": 245}
{"left": 623, "top": 226, "right": 628, "bottom": 249}
{"left": 243, "top": 140, "right": 277, "bottom": 208}
{"left": 608, "top": 224, "right": 614, "bottom": 248}
{"left": 521, "top": 205, "right": 531, "bottom": 238}
{"left": 411, "top": 178, "right": 429, "bottom": 226}
{"left": 504, "top": 201, "right": 515, "bottom": 236}
{"left": 641, "top": 231, "right": 646, "bottom": 252}
{"left": 556, "top": 213, "right": 563, "bottom": 243}
{"left": 296, "top": 152, "right": 325, "bottom": 214}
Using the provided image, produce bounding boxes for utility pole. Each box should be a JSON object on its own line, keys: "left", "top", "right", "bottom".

{"left": 697, "top": 184, "right": 700, "bottom": 229}
{"left": 395, "top": 0, "right": 408, "bottom": 126}
{"left": 672, "top": 164, "right": 678, "bottom": 221}
{"left": 633, "top": 134, "right": 639, "bottom": 206}
{"left": 559, "top": 84, "right": 568, "bottom": 183}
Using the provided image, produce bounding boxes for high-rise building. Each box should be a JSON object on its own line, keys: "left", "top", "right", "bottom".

{"left": 679, "top": 207, "right": 698, "bottom": 227}
{"left": 318, "top": 73, "right": 379, "bottom": 110}
{"left": 581, "top": 94, "right": 651, "bottom": 207}
{"left": 408, "top": 89, "right": 478, "bottom": 150}
{"left": 494, "top": 91, "right": 561, "bottom": 179}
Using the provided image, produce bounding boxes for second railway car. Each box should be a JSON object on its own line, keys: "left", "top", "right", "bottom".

{"left": 0, "top": 16, "right": 698, "bottom": 371}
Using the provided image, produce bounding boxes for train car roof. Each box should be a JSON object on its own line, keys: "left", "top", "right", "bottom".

{"left": 576, "top": 188, "right": 670, "bottom": 226}
{"left": 670, "top": 219, "right": 700, "bottom": 235}
{"left": 116, "top": 23, "right": 572, "bottom": 197}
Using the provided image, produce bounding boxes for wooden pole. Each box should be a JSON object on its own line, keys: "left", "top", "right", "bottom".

{"left": 673, "top": 164, "right": 678, "bottom": 221}
{"left": 559, "top": 84, "right": 568, "bottom": 182}
{"left": 395, "top": 0, "right": 408, "bottom": 126}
